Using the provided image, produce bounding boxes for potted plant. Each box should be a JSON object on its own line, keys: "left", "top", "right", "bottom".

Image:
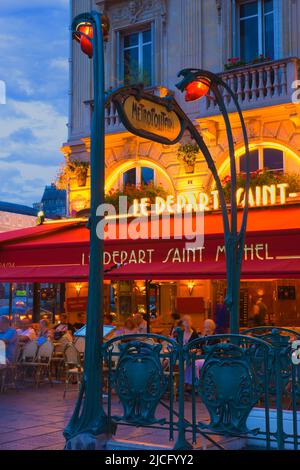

{"left": 57, "top": 158, "right": 90, "bottom": 188}
{"left": 177, "top": 142, "right": 199, "bottom": 173}
{"left": 224, "top": 57, "right": 246, "bottom": 71}
{"left": 221, "top": 169, "right": 300, "bottom": 203}
{"left": 105, "top": 182, "right": 168, "bottom": 214}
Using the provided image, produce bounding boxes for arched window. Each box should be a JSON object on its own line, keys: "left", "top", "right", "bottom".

{"left": 239, "top": 147, "right": 284, "bottom": 173}
{"left": 122, "top": 166, "right": 155, "bottom": 187}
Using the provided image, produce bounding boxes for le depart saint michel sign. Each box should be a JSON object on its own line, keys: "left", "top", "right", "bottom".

{"left": 108, "top": 87, "right": 185, "bottom": 145}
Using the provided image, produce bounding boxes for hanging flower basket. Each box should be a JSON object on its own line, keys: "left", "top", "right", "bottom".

{"left": 76, "top": 166, "right": 89, "bottom": 187}
{"left": 56, "top": 158, "right": 90, "bottom": 189}
{"left": 184, "top": 163, "right": 195, "bottom": 174}
{"left": 177, "top": 142, "right": 199, "bottom": 174}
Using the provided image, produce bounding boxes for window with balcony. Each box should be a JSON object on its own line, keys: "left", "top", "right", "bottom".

{"left": 239, "top": 147, "right": 284, "bottom": 173}
{"left": 237, "top": 0, "right": 275, "bottom": 63}
{"left": 121, "top": 27, "right": 153, "bottom": 87}
{"left": 123, "top": 166, "right": 155, "bottom": 187}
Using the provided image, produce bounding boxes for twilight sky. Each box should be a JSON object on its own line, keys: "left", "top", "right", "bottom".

{"left": 0, "top": 0, "right": 69, "bottom": 206}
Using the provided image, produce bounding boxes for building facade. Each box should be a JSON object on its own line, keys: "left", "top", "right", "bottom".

{"left": 33, "top": 184, "right": 67, "bottom": 219}
{"left": 61, "top": 0, "right": 300, "bottom": 329}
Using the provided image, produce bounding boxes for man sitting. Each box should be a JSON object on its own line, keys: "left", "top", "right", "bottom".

{"left": 17, "top": 318, "right": 36, "bottom": 343}
{"left": 0, "top": 316, "right": 17, "bottom": 363}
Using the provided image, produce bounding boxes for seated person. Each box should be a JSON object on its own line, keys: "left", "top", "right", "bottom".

{"left": 73, "top": 313, "right": 85, "bottom": 331}
{"left": 53, "top": 315, "right": 74, "bottom": 340}
{"left": 202, "top": 318, "right": 216, "bottom": 337}
{"left": 133, "top": 312, "right": 147, "bottom": 334}
{"left": 0, "top": 316, "right": 17, "bottom": 363}
{"left": 37, "top": 319, "right": 50, "bottom": 345}
{"left": 17, "top": 318, "right": 36, "bottom": 343}
{"left": 122, "top": 318, "right": 137, "bottom": 336}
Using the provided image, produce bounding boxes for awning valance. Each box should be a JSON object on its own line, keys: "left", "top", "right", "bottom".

{"left": 0, "top": 206, "right": 299, "bottom": 282}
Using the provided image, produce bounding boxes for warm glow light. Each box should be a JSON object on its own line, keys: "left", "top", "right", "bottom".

{"left": 184, "top": 79, "right": 210, "bottom": 102}
{"left": 187, "top": 280, "right": 196, "bottom": 295}
{"left": 74, "top": 23, "right": 94, "bottom": 58}
{"left": 73, "top": 16, "right": 110, "bottom": 58}
{"left": 216, "top": 142, "right": 300, "bottom": 181}
{"left": 105, "top": 159, "right": 175, "bottom": 194}
{"left": 75, "top": 283, "right": 83, "bottom": 297}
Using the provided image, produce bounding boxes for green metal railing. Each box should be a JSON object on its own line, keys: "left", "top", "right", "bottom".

{"left": 101, "top": 328, "right": 300, "bottom": 450}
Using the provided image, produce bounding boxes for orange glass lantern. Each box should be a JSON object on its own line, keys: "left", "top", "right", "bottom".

{"left": 184, "top": 78, "right": 211, "bottom": 102}
{"left": 73, "top": 22, "right": 94, "bottom": 58}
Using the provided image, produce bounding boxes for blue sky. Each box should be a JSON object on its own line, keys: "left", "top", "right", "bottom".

{"left": 0, "top": 0, "right": 69, "bottom": 206}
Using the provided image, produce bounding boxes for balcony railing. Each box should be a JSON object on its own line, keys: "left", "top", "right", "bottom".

{"left": 200, "top": 57, "right": 300, "bottom": 117}
{"left": 105, "top": 100, "right": 123, "bottom": 133}
{"left": 104, "top": 58, "right": 300, "bottom": 133}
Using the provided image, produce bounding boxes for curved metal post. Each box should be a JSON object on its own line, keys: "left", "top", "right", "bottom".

{"left": 64, "top": 11, "right": 108, "bottom": 448}
{"left": 176, "top": 69, "right": 250, "bottom": 334}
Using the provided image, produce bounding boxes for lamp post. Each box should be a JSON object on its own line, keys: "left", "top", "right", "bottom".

{"left": 176, "top": 69, "right": 250, "bottom": 334}
{"left": 64, "top": 11, "right": 110, "bottom": 450}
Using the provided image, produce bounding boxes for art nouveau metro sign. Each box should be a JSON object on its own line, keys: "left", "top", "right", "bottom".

{"left": 107, "top": 86, "right": 185, "bottom": 145}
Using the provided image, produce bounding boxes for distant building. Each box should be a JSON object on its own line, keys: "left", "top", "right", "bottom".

{"left": 33, "top": 184, "right": 67, "bottom": 218}
{"left": 0, "top": 201, "right": 37, "bottom": 233}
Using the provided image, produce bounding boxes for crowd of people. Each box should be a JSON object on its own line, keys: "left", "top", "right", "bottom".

{"left": 0, "top": 314, "right": 82, "bottom": 364}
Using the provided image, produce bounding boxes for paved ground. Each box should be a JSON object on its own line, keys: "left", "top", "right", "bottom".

{"left": 0, "top": 381, "right": 221, "bottom": 450}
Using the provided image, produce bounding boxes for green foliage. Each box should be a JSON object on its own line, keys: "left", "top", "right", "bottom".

{"left": 177, "top": 142, "right": 199, "bottom": 166}
{"left": 105, "top": 182, "right": 168, "bottom": 214}
{"left": 221, "top": 169, "right": 300, "bottom": 202}
{"left": 57, "top": 158, "right": 89, "bottom": 189}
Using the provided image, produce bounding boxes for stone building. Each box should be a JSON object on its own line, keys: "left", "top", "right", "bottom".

{"left": 59, "top": 0, "right": 300, "bottom": 328}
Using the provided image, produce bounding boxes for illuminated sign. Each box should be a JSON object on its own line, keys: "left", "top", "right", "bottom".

{"left": 109, "top": 88, "right": 185, "bottom": 145}
{"left": 132, "top": 183, "right": 294, "bottom": 216}
{"left": 123, "top": 95, "right": 183, "bottom": 143}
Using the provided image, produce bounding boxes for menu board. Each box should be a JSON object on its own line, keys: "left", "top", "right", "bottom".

{"left": 66, "top": 296, "right": 88, "bottom": 313}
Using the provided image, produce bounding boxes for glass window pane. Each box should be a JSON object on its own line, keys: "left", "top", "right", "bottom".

{"left": 124, "top": 32, "right": 139, "bottom": 48}
{"left": 240, "top": 1, "right": 258, "bottom": 18}
{"left": 141, "top": 167, "right": 154, "bottom": 185}
{"left": 264, "top": 11, "right": 274, "bottom": 59}
{"left": 123, "top": 168, "right": 137, "bottom": 186}
{"left": 143, "top": 29, "right": 152, "bottom": 43}
{"left": 263, "top": 148, "right": 284, "bottom": 171}
{"left": 143, "top": 44, "right": 152, "bottom": 86}
{"left": 264, "top": 0, "right": 274, "bottom": 14}
{"left": 240, "top": 150, "right": 259, "bottom": 173}
{"left": 124, "top": 48, "right": 139, "bottom": 84}
{"left": 240, "top": 16, "right": 259, "bottom": 62}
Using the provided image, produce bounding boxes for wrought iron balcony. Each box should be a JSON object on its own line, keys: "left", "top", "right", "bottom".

{"left": 200, "top": 57, "right": 300, "bottom": 117}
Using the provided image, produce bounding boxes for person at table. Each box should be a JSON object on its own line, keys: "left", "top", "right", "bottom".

{"left": 252, "top": 298, "right": 267, "bottom": 326}
{"left": 37, "top": 319, "right": 50, "bottom": 345}
{"left": 73, "top": 313, "right": 85, "bottom": 331}
{"left": 202, "top": 318, "right": 217, "bottom": 337}
{"left": 53, "top": 314, "right": 71, "bottom": 339}
{"left": 181, "top": 315, "right": 198, "bottom": 345}
{"left": 179, "top": 315, "right": 199, "bottom": 390}
{"left": 17, "top": 318, "right": 37, "bottom": 343}
{"left": 133, "top": 312, "right": 147, "bottom": 334}
{"left": 214, "top": 294, "right": 229, "bottom": 334}
{"left": 0, "top": 316, "right": 18, "bottom": 363}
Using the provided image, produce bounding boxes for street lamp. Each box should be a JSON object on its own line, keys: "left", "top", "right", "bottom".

{"left": 176, "top": 68, "right": 250, "bottom": 334}
{"left": 64, "top": 11, "right": 110, "bottom": 450}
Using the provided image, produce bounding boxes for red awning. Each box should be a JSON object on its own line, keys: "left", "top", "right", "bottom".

{"left": 0, "top": 206, "right": 299, "bottom": 282}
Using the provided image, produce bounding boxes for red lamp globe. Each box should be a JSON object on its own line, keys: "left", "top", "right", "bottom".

{"left": 184, "top": 78, "right": 211, "bottom": 102}
{"left": 74, "top": 22, "right": 94, "bottom": 58}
